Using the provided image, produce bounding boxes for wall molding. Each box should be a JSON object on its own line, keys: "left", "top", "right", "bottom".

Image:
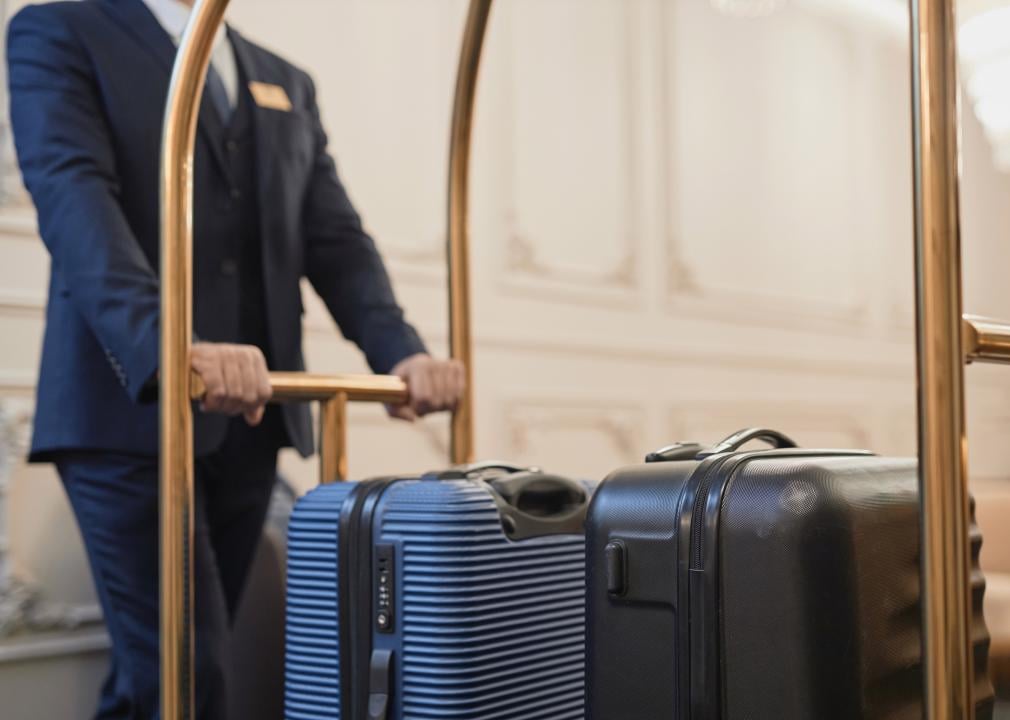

{"left": 381, "top": 233, "right": 448, "bottom": 287}
{"left": 0, "top": 374, "right": 36, "bottom": 394}
{"left": 665, "top": 275, "right": 872, "bottom": 334}
{"left": 0, "top": 208, "right": 37, "bottom": 239}
{"left": 0, "top": 400, "right": 105, "bottom": 652}
{"left": 306, "top": 320, "right": 925, "bottom": 384}
{"left": 346, "top": 406, "right": 449, "bottom": 460}
{"left": 494, "top": 0, "right": 644, "bottom": 308}
{"left": 504, "top": 398, "right": 645, "bottom": 468}
{"left": 670, "top": 401, "right": 874, "bottom": 451}
{"left": 660, "top": 235, "right": 876, "bottom": 341}
{"left": 656, "top": 0, "right": 874, "bottom": 336}
{"left": 0, "top": 627, "right": 108, "bottom": 665}
{"left": 0, "top": 577, "right": 104, "bottom": 644}
{"left": 0, "top": 289, "right": 44, "bottom": 316}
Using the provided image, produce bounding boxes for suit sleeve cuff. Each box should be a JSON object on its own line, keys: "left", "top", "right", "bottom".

{"left": 125, "top": 321, "right": 161, "bottom": 404}
{"left": 366, "top": 323, "right": 428, "bottom": 375}
{"left": 132, "top": 331, "right": 207, "bottom": 404}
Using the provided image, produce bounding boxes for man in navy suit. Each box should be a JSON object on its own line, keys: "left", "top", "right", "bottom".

{"left": 7, "top": 0, "right": 464, "bottom": 716}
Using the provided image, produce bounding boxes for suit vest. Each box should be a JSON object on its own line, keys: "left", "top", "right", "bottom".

{"left": 201, "top": 68, "right": 271, "bottom": 360}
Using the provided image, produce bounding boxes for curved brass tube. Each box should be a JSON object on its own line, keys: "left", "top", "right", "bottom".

{"left": 448, "top": 0, "right": 494, "bottom": 464}
{"left": 443, "top": 0, "right": 977, "bottom": 715}
{"left": 910, "top": 0, "right": 974, "bottom": 717}
{"left": 162, "top": 0, "right": 976, "bottom": 718}
{"left": 190, "top": 370, "right": 408, "bottom": 404}
{"left": 159, "top": 0, "right": 423, "bottom": 715}
{"left": 159, "top": 0, "right": 230, "bottom": 715}
{"left": 963, "top": 315, "right": 1010, "bottom": 365}
{"left": 189, "top": 371, "right": 408, "bottom": 484}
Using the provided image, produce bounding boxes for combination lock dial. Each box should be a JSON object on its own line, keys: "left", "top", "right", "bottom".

{"left": 375, "top": 544, "right": 395, "bottom": 634}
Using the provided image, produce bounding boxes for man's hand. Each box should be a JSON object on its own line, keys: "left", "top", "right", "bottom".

{"left": 191, "top": 342, "right": 272, "bottom": 426}
{"left": 387, "top": 354, "right": 465, "bottom": 422}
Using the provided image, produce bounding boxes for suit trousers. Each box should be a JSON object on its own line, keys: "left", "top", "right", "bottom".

{"left": 56, "top": 411, "right": 283, "bottom": 720}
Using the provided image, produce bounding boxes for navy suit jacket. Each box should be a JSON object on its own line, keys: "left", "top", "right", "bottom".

{"left": 7, "top": 0, "right": 426, "bottom": 460}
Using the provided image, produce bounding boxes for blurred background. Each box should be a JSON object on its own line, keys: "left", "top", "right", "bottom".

{"left": 3, "top": 0, "right": 1010, "bottom": 716}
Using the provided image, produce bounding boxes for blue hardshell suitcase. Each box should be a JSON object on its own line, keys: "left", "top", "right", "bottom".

{"left": 284, "top": 464, "right": 595, "bottom": 720}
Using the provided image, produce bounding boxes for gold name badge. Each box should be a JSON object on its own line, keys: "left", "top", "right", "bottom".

{"left": 248, "top": 81, "right": 293, "bottom": 112}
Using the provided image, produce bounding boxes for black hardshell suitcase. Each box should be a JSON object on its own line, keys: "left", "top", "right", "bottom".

{"left": 585, "top": 428, "right": 994, "bottom": 720}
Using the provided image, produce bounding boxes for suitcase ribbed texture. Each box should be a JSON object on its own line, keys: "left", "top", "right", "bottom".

{"left": 285, "top": 483, "right": 354, "bottom": 720}
{"left": 384, "top": 480, "right": 586, "bottom": 720}
{"left": 286, "top": 479, "right": 588, "bottom": 720}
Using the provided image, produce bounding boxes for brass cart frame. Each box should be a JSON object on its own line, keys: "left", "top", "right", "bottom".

{"left": 159, "top": 0, "right": 991, "bottom": 718}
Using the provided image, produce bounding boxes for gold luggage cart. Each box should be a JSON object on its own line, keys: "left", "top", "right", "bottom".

{"left": 159, "top": 1, "right": 994, "bottom": 718}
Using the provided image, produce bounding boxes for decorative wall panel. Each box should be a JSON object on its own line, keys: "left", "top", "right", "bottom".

{"left": 662, "top": 2, "right": 877, "bottom": 331}
{"left": 504, "top": 398, "right": 644, "bottom": 479}
{"left": 489, "top": 0, "right": 644, "bottom": 306}
{"left": 670, "top": 402, "right": 872, "bottom": 453}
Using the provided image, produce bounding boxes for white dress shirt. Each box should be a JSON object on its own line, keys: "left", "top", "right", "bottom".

{"left": 142, "top": 0, "right": 238, "bottom": 112}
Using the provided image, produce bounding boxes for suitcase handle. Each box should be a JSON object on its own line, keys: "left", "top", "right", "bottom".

{"left": 697, "top": 428, "right": 798, "bottom": 459}
{"left": 484, "top": 471, "right": 590, "bottom": 540}
{"left": 645, "top": 441, "right": 706, "bottom": 463}
{"left": 646, "top": 429, "right": 798, "bottom": 463}
{"left": 422, "top": 461, "right": 539, "bottom": 481}
{"left": 461, "top": 460, "right": 541, "bottom": 477}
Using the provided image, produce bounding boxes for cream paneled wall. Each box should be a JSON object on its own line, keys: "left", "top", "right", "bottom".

{"left": 3, "top": 0, "right": 1010, "bottom": 715}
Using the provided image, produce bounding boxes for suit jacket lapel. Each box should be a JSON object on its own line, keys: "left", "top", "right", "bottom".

{"left": 100, "top": 0, "right": 177, "bottom": 74}
{"left": 229, "top": 30, "right": 281, "bottom": 237}
{"left": 101, "top": 0, "right": 228, "bottom": 174}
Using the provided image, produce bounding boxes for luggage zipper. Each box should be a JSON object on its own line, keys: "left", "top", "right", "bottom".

{"left": 338, "top": 477, "right": 399, "bottom": 720}
{"left": 689, "top": 464, "right": 721, "bottom": 570}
